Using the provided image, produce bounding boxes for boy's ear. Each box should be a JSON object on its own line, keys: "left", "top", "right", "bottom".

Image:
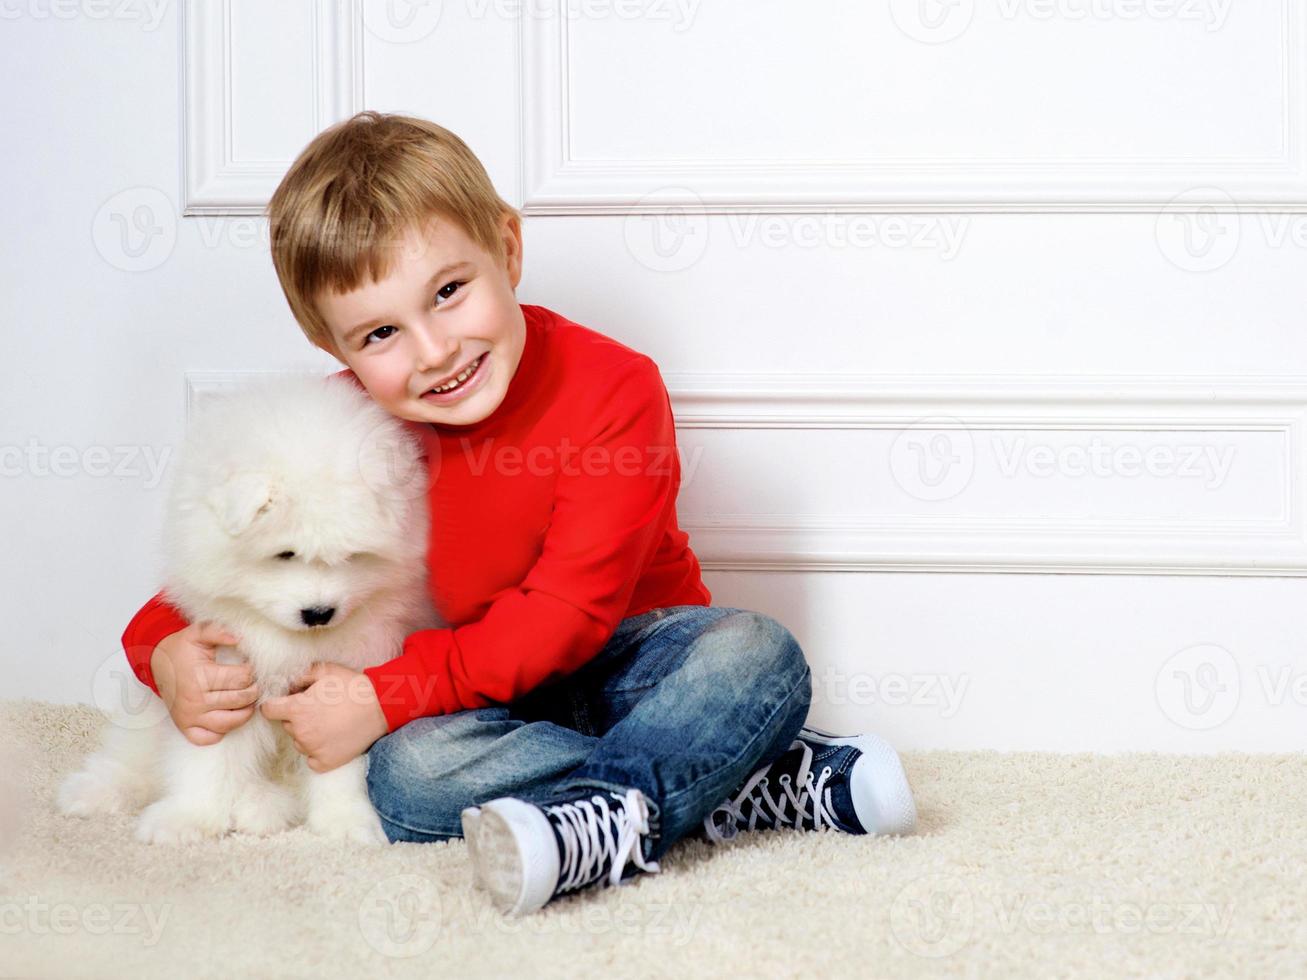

{"left": 205, "top": 472, "right": 276, "bottom": 537}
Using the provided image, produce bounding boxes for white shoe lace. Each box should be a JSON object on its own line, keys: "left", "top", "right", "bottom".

{"left": 544, "top": 788, "right": 661, "bottom": 894}
{"left": 703, "top": 739, "right": 839, "bottom": 843}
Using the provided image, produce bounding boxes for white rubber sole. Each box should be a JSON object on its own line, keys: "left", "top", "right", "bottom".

{"left": 465, "top": 798, "right": 560, "bottom": 916}
{"left": 800, "top": 725, "right": 918, "bottom": 836}
{"left": 460, "top": 806, "right": 484, "bottom": 891}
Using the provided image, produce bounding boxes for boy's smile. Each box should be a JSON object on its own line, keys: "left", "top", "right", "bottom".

{"left": 316, "top": 212, "right": 526, "bottom": 427}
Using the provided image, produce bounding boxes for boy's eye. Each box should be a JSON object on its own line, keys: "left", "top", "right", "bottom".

{"left": 434, "top": 280, "right": 464, "bottom": 306}
{"left": 363, "top": 325, "right": 396, "bottom": 347}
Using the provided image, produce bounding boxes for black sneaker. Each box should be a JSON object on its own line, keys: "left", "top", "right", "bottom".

{"left": 702, "top": 725, "right": 917, "bottom": 842}
{"left": 461, "top": 787, "right": 661, "bottom": 916}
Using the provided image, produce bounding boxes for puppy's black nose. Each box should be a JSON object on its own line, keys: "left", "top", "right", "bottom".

{"left": 300, "top": 606, "right": 336, "bottom": 627}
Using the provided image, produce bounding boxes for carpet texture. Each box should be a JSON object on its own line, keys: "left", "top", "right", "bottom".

{"left": 1, "top": 699, "right": 1304, "bottom": 979}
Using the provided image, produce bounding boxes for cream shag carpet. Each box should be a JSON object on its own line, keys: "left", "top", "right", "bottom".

{"left": 2, "top": 700, "right": 1304, "bottom": 979}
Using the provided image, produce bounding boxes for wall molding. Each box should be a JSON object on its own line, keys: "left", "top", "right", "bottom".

{"left": 521, "top": 2, "right": 1307, "bottom": 214}
{"left": 182, "top": 0, "right": 364, "bottom": 215}
{"left": 183, "top": 370, "right": 1307, "bottom": 577}
{"left": 663, "top": 373, "right": 1307, "bottom": 576}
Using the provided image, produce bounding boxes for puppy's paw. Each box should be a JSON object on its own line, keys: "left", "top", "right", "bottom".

{"left": 231, "top": 784, "right": 301, "bottom": 837}
{"left": 307, "top": 805, "right": 388, "bottom": 847}
{"left": 135, "top": 798, "right": 229, "bottom": 845}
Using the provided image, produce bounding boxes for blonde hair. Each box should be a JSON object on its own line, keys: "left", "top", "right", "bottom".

{"left": 265, "top": 111, "right": 519, "bottom": 354}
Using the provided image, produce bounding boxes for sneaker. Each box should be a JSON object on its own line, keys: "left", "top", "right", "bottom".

{"left": 460, "top": 787, "right": 661, "bottom": 916}
{"left": 702, "top": 725, "right": 917, "bottom": 842}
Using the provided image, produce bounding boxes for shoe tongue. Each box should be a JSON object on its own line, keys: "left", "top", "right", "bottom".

{"left": 785, "top": 744, "right": 865, "bottom": 834}
{"left": 823, "top": 769, "right": 863, "bottom": 834}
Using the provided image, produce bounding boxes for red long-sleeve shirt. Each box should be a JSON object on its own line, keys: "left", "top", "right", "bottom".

{"left": 122, "top": 303, "right": 712, "bottom": 731}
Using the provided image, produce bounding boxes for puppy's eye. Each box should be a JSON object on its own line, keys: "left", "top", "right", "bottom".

{"left": 275, "top": 551, "right": 295, "bottom": 561}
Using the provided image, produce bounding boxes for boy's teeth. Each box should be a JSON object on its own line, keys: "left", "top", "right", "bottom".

{"left": 431, "top": 355, "right": 480, "bottom": 392}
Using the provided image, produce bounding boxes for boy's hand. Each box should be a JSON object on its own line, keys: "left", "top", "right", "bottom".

{"left": 150, "top": 621, "right": 257, "bottom": 746}
{"left": 261, "top": 663, "right": 389, "bottom": 773}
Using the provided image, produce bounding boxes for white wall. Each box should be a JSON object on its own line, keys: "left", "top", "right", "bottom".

{"left": 3, "top": 0, "right": 1305, "bottom": 750}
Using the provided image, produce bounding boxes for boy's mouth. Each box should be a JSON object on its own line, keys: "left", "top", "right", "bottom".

{"left": 423, "top": 352, "right": 487, "bottom": 396}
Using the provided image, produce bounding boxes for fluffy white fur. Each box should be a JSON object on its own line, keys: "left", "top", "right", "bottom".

{"left": 57, "top": 374, "right": 442, "bottom": 845}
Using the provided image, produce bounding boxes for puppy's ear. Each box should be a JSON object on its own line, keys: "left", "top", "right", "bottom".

{"left": 205, "top": 471, "right": 275, "bottom": 537}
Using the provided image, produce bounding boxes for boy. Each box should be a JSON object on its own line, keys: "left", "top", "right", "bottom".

{"left": 122, "top": 111, "right": 917, "bottom": 916}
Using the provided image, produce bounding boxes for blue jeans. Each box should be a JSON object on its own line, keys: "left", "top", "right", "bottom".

{"left": 364, "top": 605, "right": 813, "bottom": 864}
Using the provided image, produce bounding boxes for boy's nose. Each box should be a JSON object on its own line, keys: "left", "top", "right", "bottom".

{"left": 412, "top": 324, "right": 460, "bottom": 375}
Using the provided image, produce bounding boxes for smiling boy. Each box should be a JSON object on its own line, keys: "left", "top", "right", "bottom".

{"left": 122, "top": 111, "right": 917, "bottom": 916}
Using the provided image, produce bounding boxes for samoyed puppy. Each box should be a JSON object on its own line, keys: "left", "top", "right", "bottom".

{"left": 58, "top": 374, "right": 441, "bottom": 845}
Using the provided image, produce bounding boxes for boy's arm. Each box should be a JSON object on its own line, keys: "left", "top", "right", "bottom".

{"left": 122, "top": 592, "right": 192, "bottom": 695}
{"left": 363, "top": 355, "right": 681, "bottom": 732}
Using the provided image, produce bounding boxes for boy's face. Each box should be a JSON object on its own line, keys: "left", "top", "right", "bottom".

{"left": 315, "top": 211, "right": 525, "bottom": 427}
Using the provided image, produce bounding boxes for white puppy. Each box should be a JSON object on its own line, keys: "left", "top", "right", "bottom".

{"left": 58, "top": 374, "right": 441, "bottom": 845}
